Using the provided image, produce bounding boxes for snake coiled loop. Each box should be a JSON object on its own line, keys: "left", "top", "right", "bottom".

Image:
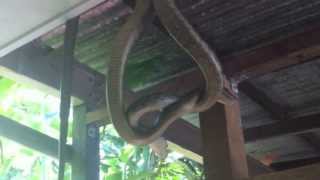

{"left": 106, "top": 0, "right": 224, "bottom": 145}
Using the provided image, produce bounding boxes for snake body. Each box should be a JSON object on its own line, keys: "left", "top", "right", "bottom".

{"left": 106, "top": 0, "right": 224, "bottom": 145}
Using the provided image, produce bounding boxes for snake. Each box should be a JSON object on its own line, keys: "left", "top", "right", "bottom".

{"left": 106, "top": 0, "right": 224, "bottom": 145}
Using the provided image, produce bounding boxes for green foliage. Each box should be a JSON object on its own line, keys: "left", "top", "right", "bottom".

{"left": 0, "top": 78, "right": 64, "bottom": 139}
{"left": 0, "top": 78, "right": 71, "bottom": 179}
{"left": 100, "top": 126, "right": 203, "bottom": 180}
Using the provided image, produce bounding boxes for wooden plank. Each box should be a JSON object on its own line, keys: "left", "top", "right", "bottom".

{"left": 244, "top": 163, "right": 320, "bottom": 180}
{"left": 0, "top": 115, "right": 72, "bottom": 161}
{"left": 72, "top": 105, "right": 100, "bottom": 180}
{"left": 199, "top": 102, "right": 249, "bottom": 179}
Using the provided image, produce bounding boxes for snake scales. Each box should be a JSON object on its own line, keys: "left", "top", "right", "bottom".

{"left": 106, "top": 0, "right": 225, "bottom": 145}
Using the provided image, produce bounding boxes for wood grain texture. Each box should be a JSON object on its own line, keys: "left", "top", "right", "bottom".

{"left": 200, "top": 102, "right": 249, "bottom": 180}
{"left": 244, "top": 163, "right": 320, "bottom": 180}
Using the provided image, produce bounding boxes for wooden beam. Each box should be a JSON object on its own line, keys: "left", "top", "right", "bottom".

{"left": 199, "top": 102, "right": 249, "bottom": 179}
{"left": 244, "top": 163, "right": 320, "bottom": 180}
{"left": 164, "top": 119, "right": 202, "bottom": 154}
{"left": 238, "top": 81, "right": 289, "bottom": 120}
{"left": 0, "top": 43, "right": 106, "bottom": 109}
{"left": 0, "top": 115, "right": 72, "bottom": 161}
{"left": 244, "top": 113, "right": 320, "bottom": 143}
{"left": 238, "top": 81, "right": 320, "bottom": 154}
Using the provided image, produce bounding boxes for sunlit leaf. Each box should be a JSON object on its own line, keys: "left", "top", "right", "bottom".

{"left": 119, "top": 145, "right": 135, "bottom": 163}
{"left": 105, "top": 172, "right": 122, "bottom": 180}
{"left": 128, "top": 171, "right": 155, "bottom": 180}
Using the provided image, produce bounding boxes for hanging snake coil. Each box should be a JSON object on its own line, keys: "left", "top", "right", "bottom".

{"left": 106, "top": 0, "right": 225, "bottom": 145}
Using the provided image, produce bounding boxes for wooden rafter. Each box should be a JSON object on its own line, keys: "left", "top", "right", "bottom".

{"left": 238, "top": 81, "right": 290, "bottom": 120}
{"left": 238, "top": 81, "right": 320, "bottom": 160}
{"left": 244, "top": 114, "right": 320, "bottom": 143}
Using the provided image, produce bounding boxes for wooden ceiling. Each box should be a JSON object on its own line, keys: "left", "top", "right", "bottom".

{"left": 40, "top": 0, "right": 320, "bottom": 169}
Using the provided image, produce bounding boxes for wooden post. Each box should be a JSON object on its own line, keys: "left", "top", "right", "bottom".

{"left": 86, "top": 123, "right": 100, "bottom": 180}
{"left": 200, "top": 102, "right": 249, "bottom": 180}
{"left": 72, "top": 105, "right": 100, "bottom": 180}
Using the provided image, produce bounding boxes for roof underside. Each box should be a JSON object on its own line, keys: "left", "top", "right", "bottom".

{"left": 43, "top": 0, "right": 320, "bottom": 166}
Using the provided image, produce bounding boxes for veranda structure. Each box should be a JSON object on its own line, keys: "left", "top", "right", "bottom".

{"left": 1, "top": 0, "right": 320, "bottom": 179}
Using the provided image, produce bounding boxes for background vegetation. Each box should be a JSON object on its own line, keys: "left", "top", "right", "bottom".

{"left": 0, "top": 78, "right": 203, "bottom": 180}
